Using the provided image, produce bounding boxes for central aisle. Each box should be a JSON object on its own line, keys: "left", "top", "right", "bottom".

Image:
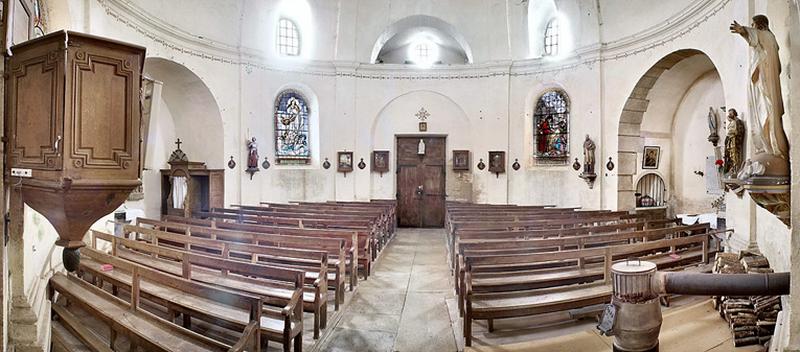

{"left": 318, "top": 228, "right": 458, "bottom": 352}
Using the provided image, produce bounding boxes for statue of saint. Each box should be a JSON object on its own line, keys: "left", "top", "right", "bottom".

{"left": 707, "top": 107, "right": 719, "bottom": 146}
{"left": 247, "top": 137, "right": 259, "bottom": 170}
{"left": 730, "top": 15, "right": 789, "bottom": 160}
{"left": 723, "top": 108, "right": 745, "bottom": 176}
{"left": 583, "top": 135, "right": 596, "bottom": 174}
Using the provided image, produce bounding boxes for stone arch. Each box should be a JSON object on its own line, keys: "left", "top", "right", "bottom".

{"left": 616, "top": 49, "right": 723, "bottom": 210}
{"left": 141, "top": 57, "right": 225, "bottom": 217}
{"left": 369, "top": 90, "right": 473, "bottom": 200}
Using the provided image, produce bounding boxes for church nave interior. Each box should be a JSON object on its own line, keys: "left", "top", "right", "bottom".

{"left": 0, "top": 0, "right": 799, "bottom": 351}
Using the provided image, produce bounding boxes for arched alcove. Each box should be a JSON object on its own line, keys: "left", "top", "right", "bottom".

{"left": 370, "top": 15, "right": 473, "bottom": 65}
{"left": 140, "top": 57, "right": 225, "bottom": 217}
{"left": 617, "top": 49, "right": 725, "bottom": 215}
{"left": 370, "top": 90, "right": 472, "bottom": 200}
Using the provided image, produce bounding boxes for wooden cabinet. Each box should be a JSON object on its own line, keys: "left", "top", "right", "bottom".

{"left": 5, "top": 30, "right": 145, "bottom": 270}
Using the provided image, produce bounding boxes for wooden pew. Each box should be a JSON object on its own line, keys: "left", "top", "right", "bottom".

{"left": 124, "top": 224, "right": 334, "bottom": 318}
{"left": 455, "top": 224, "right": 713, "bottom": 316}
{"left": 138, "top": 218, "right": 349, "bottom": 301}
{"left": 214, "top": 207, "right": 383, "bottom": 257}
{"left": 88, "top": 231, "right": 324, "bottom": 340}
{"left": 196, "top": 210, "right": 375, "bottom": 268}
{"left": 165, "top": 215, "right": 367, "bottom": 287}
{"left": 461, "top": 234, "right": 712, "bottom": 346}
{"left": 237, "top": 202, "right": 395, "bottom": 250}
{"left": 447, "top": 213, "right": 650, "bottom": 266}
{"left": 449, "top": 219, "right": 681, "bottom": 269}
{"left": 76, "top": 248, "right": 307, "bottom": 351}
{"left": 127, "top": 223, "right": 340, "bottom": 307}
{"left": 49, "top": 269, "right": 261, "bottom": 352}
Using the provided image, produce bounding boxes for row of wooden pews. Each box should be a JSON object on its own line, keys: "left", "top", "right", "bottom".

{"left": 196, "top": 200, "right": 396, "bottom": 279}
{"left": 49, "top": 200, "right": 395, "bottom": 352}
{"left": 446, "top": 202, "right": 722, "bottom": 347}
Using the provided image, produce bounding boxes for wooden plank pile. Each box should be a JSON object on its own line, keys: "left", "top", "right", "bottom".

{"left": 712, "top": 251, "right": 782, "bottom": 347}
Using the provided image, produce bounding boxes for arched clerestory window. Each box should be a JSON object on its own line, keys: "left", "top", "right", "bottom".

{"left": 274, "top": 90, "right": 311, "bottom": 164}
{"left": 277, "top": 18, "right": 301, "bottom": 56}
{"left": 534, "top": 90, "right": 569, "bottom": 162}
{"left": 543, "top": 18, "right": 559, "bottom": 56}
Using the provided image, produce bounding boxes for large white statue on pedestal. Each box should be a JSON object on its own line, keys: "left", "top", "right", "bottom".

{"left": 729, "top": 15, "right": 791, "bottom": 227}
{"left": 730, "top": 15, "right": 790, "bottom": 173}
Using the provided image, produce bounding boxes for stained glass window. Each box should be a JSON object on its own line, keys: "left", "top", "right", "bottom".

{"left": 274, "top": 90, "right": 311, "bottom": 164}
{"left": 534, "top": 90, "right": 569, "bottom": 161}
{"left": 544, "top": 18, "right": 559, "bottom": 56}
{"left": 277, "top": 18, "right": 300, "bottom": 56}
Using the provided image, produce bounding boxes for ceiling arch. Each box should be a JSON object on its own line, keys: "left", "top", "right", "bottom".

{"left": 369, "top": 15, "right": 473, "bottom": 65}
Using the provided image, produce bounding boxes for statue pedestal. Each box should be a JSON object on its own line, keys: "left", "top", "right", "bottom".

{"left": 741, "top": 176, "right": 790, "bottom": 227}
{"left": 579, "top": 172, "right": 597, "bottom": 189}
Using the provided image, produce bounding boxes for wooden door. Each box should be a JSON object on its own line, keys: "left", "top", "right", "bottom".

{"left": 396, "top": 136, "right": 446, "bottom": 227}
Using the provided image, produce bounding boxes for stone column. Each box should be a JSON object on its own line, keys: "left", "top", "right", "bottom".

{"left": 784, "top": 2, "right": 800, "bottom": 351}
{"left": 747, "top": 198, "right": 760, "bottom": 252}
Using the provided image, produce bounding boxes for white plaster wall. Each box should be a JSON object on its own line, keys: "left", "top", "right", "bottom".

{"left": 369, "top": 90, "right": 472, "bottom": 201}
{"left": 21, "top": 207, "right": 61, "bottom": 297}
{"left": 670, "top": 71, "right": 724, "bottom": 214}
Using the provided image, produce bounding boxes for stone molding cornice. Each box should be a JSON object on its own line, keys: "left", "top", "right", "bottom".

{"left": 99, "top": 0, "right": 730, "bottom": 80}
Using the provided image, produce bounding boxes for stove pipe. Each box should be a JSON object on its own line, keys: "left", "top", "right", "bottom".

{"left": 598, "top": 260, "right": 790, "bottom": 352}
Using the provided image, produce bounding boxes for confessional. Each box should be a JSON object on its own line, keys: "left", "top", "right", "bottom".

{"left": 160, "top": 145, "right": 224, "bottom": 217}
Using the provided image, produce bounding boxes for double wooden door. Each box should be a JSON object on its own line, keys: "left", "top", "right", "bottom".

{"left": 396, "top": 136, "right": 446, "bottom": 227}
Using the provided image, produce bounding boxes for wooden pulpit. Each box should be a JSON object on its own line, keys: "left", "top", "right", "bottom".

{"left": 4, "top": 31, "right": 145, "bottom": 271}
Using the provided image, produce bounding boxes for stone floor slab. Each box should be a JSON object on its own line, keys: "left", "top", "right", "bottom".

{"left": 318, "top": 328, "right": 396, "bottom": 352}
{"left": 337, "top": 312, "right": 401, "bottom": 333}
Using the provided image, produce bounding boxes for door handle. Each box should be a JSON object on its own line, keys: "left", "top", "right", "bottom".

{"left": 416, "top": 185, "right": 424, "bottom": 196}
{"left": 54, "top": 135, "right": 62, "bottom": 155}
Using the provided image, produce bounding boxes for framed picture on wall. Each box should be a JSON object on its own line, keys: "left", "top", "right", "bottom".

{"left": 337, "top": 151, "right": 354, "bottom": 173}
{"left": 453, "top": 150, "right": 470, "bottom": 171}
{"left": 488, "top": 151, "right": 506, "bottom": 174}
{"left": 372, "top": 151, "right": 390, "bottom": 173}
{"left": 642, "top": 146, "right": 661, "bottom": 169}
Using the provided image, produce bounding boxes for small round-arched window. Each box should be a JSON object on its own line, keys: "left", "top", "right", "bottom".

{"left": 277, "top": 18, "right": 300, "bottom": 56}
{"left": 543, "top": 18, "right": 559, "bottom": 56}
{"left": 636, "top": 173, "right": 666, "bottom": 207}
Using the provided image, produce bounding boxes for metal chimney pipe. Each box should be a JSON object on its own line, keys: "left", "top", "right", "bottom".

{"left": 653, "top": 272, "right": 790, "bottom": 296}
{"left": 599, "top": 260, "right": 790, "bottom": 352}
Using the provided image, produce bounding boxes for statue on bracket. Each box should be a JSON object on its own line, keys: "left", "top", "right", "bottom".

{"left": 707, "top": 107, "right": 720, "bottom": 146}
{"left": 246, "top": 137, "right": 259, "bottom": 179}
{"left": 723, "top": 108, "right": 745, "bottom": 178}
{"left": 579, "top": 135, "right": 597, "bottom": 188}
{"left": 730, "top": 15, "right": 791, "bottom": 226}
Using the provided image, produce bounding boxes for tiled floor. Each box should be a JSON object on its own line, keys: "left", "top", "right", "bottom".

{"left": 317, "top": 228, "right": 458, "bottom": 352}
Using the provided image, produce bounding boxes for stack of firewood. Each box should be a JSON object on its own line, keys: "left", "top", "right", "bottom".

{"left": 712, "top": 251, "right": 782, "bottom": 347}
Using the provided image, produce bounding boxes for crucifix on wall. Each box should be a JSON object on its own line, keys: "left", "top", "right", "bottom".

{"left": 416, "top": 107, "right": 429, "bottom": 132}
{"left": 175, "top": 138, "right": 183, "bottom": 150}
